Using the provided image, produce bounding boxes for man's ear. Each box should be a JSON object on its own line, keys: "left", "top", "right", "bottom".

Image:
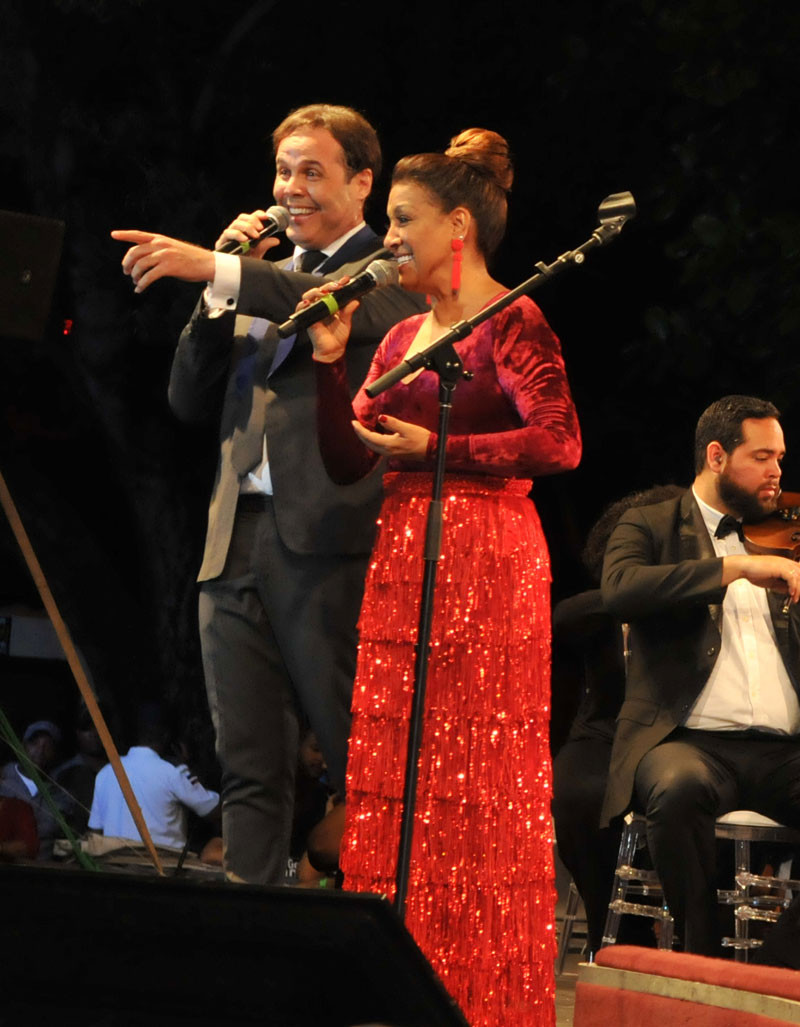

{"left": 352, "top": 167, "right": 373, "bottom": 203}
{"left": 707, "top": 440, "right": 726, "bottom": 472}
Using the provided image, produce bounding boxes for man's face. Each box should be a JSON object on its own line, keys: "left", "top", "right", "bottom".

{"left": 24, "top": 732, "right": 57, "bottom": 773}
{"left": 273, "top": 127, "right": 371, "bottom": 250}
{"left": 716, "top": 416, "right": 784, "bottom": 521}
{"left": 298, "top": 732, "right": 326, "bottom": 780}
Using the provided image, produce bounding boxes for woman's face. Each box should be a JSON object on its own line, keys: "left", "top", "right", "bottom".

{"left": 384, "top": 181, "right": 461, "bottom": 295}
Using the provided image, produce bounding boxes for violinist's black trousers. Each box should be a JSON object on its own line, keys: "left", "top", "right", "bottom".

{"left": 634, "top": 727, "right": 800, "bottom": 956}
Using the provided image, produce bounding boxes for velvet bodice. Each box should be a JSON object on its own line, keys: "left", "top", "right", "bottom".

{"left": 316, "top": 294, "right": 581, "bottom": 482}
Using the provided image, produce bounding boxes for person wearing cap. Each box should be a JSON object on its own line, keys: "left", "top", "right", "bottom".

{"left": 0, "top": 720, "right": 70, "bottom": 859}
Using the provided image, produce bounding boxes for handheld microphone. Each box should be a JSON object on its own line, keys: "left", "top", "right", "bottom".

{"left": 276, "top": 258, "right": 399, "bottom": 338}
{"left": 217, "top": 206, "right": 291, "bottom": 254}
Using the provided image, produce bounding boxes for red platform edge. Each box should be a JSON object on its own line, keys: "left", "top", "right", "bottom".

{"left": 573, "top": 946, "right": 800, "bottom": 1027}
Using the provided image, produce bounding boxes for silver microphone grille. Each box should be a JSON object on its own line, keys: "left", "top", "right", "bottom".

{"left": 367, "top": 258, "right": 399, "bottom": 288}
{"left": 265, "top": 205, "right": 291, "bottom": 231}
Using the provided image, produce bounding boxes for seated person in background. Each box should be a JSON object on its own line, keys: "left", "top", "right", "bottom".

{"left": 300, "top": 799, "right": 345, "bottom": 887}
{"left": 89, "top": 704, "right": 219, "bottom": 851}
{"left": 0, "top": 720, "right": 71, "bottom": 859}
{"left": 552, "top": 484, "right": 682, "bottom": 956}
{"left": 287, "top": 729, "right": 334, "bottom": 883}
{"left": 53, "top": 703, "right": 109, "bottom": 834}
{"left": 601, "top": 395, "right": 800, "bottom": 955}
{"left": 0, "top": 794, "right": 38, "bottom": 861}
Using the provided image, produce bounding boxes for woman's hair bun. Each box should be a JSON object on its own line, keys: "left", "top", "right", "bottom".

{"left": 445, "top": 128, "right": 513, "bottom": 193}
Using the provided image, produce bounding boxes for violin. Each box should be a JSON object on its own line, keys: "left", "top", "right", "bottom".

{"left": 743, "top": 490, "right": 800, "bottom": 560}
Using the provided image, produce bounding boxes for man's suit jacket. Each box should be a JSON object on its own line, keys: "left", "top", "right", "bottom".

{"left": 599, "top": 489, "right": 800, "bottom": 823}
{"left": 168, "top": 226, "right": 427, "bottom": 581}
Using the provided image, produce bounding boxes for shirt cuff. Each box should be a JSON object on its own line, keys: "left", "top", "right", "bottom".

{"left": 203, "top": 251, "right": 241, "bottom": 314}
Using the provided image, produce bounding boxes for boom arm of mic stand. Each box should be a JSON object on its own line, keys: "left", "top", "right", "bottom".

{"left": 366, "top": 201, "right": 634, "bottom": 400}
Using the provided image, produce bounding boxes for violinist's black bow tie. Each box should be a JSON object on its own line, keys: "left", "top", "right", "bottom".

{"left": 715, "top": 514, "right": 744, "bottom": 542}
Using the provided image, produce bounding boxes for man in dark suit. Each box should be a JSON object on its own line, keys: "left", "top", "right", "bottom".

{"left": 601, "top": 395, "right": 800, "bottom": 953}
{"left": 113, "top": 105, "right": 425, "bottom": 884}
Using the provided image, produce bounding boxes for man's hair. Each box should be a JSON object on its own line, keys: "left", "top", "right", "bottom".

{"left": 694, "top": 394, "right": 781, "bottom": 473}
{"left": 272, "top": 104, "right": 382, "bottom": 181}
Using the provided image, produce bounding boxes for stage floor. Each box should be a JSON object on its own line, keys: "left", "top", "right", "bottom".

{"left": 555, "top": 855, "right": 580, "bottom": 1027}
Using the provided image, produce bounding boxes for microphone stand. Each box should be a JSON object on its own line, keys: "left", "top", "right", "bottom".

{"left": 367, "top": 192, "right": 636, "bottom": 920}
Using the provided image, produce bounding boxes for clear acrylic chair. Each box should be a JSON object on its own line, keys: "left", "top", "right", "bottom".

{"left": 602, "top": 809, "right": 800, "bottom": 960}
{"left": 716, "top": 809, "right": 800, "bottom": 960}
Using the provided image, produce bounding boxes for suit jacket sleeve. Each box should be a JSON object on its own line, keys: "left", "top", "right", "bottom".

{"left": 601, "top": 506, "right": 726, "bottom": 621}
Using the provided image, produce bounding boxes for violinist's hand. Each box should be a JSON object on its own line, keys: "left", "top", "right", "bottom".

{"left": 723, "top": 554, "right": 800, "bottom": 603}
{"left": 111, "top": 230, "right": 216, "bottom": 292}
{"left": 213, "top": 210, "right": 282, "bottom": 259}
{"left": 353, "top": 415, "right": 431, "bottom": 461}
{"left": 302, "top": 279, "right": 359, "bottom": 363}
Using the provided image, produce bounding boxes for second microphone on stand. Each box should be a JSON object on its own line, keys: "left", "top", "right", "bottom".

{"left": 277, "top": 257, "right": 399, "bottom": 338}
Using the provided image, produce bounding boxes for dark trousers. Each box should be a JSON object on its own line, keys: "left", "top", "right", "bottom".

{"left": 199, "top": 499, "right": 368, "bottom": 885}
{"left": 635, "top": 727, "right": 800, "bottom": 955}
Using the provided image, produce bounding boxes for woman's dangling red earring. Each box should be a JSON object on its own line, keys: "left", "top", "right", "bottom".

{"left": 451, "top": 237, "right": 464, "bottom": 296}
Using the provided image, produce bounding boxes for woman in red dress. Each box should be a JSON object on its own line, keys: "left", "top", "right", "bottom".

{"left": 306, "top": 129, "right": 581, "bottom": 1026}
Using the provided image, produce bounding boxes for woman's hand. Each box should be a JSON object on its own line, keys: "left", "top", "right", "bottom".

{"left": 352, "top": 415, "right": 431, "bottom": 461}
{"left": 213, "top": 210, "right": 282, "bottom": 259}
{"left": 301, "top": 279, "right": 359, "bottom": 363}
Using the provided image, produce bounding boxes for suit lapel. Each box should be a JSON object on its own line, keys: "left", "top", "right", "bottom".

{"left": 679, "top": 491, "right": 723, "bottom": 632}
{"left": 316, "top": 225, "right": 383, "bottom": 271}
{"left": 230, "top": 315, "right": 273, "bottom": 475}
{"left": 266, "top": 256, "right": 300, "bottom": 378}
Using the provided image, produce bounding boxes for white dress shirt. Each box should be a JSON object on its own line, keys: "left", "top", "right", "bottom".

{"left": 89, "top": 747, "right": 219, "bottom": 850}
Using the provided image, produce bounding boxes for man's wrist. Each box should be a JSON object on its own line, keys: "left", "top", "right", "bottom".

{"left": 203, "top": 251, "right": 241, "bottom": 313}
{"left": 721, "top": 554, "right": 746, "bottom": 586}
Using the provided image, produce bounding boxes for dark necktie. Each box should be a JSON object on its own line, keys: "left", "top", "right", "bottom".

{"left": 715, "top": 514, "right": 744, "bottom": 542}
{"left": 296, "top": 249, "right": 326, "bottom": 273}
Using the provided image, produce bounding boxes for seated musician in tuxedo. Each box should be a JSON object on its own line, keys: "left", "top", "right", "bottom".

{"left": 111, "top": 105, "right": 426, "bottom": 886}
{"left": 601, "top": 394, "right": 800, "bottom": 954}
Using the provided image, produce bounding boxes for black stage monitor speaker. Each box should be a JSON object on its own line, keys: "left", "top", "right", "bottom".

{"left": 0, "top": 209, "right": 65, "bottom": 342}
{"left": 0, "top": 865, "right": 468, "bottom": 1027}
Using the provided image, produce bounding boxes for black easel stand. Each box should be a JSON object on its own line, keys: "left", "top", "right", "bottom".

{"left": 368, "top": 191, "right": 637, "bottom": 920}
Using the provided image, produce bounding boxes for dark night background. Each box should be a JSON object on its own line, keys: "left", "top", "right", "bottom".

{"left": 1, "top": 0, "right": 799, "bottom": 764}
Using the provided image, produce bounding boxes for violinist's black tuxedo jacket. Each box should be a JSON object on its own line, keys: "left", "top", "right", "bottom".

{"left": 169, "top": 226, "right": 426, "bottom": 884}
{"left": 600, "top": 488, "right": 800, "bottom": 824}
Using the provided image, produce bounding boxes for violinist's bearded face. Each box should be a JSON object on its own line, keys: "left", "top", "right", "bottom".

{"left": 716, "top": 416, "right": 784, "bottom": 522}
{"left": 718, "top": 469, "right": 776, "bottom": 522}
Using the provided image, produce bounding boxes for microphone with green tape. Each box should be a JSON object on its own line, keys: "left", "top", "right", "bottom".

{"left": 276, "top": 257, "right": 398, "bottom": 338}
{"left": 217, "top": 206, "right": 290, "bottom": 254}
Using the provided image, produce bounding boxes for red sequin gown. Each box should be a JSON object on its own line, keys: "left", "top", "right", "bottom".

{"left": 315, "top": 295, "right": 581, "bottom": 1027}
